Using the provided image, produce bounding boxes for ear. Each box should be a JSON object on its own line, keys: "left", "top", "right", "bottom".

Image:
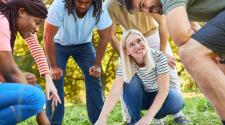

{"left": 17, "top": 8, "right": 27, "bottom": 18}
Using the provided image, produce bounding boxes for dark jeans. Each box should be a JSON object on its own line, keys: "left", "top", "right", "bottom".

{"left": 123, "top": 75, "right": 184, "bottom": 124}
{"left": 46, "top": 42, "right": 104, "bottom": 125}
{"left": 0, "top": 83, "right": 45, "bottom": 125}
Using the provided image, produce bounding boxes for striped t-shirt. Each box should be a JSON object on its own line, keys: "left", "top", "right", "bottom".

{"left": 0, "top": 13, "right": 50, "bottom": 76}
{"left": 117, "top": 49, "right": 169, "bottom": 92}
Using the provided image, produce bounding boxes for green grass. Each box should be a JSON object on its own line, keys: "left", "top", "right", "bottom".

{"left": 19, "top": 94, "right": 221, "bottom": 125}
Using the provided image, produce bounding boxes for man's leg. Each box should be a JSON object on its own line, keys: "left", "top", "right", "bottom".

{"left": 72, "top": 42, "right": 104, "bottom": 124}
{"left": 179, "top": 38, "right": 225, "bottom": 120}
{"left": 146, "top": 31, "right": 189, "bottom": 124}
{"left": 46, "top": 43, "right": 70, "bottom": 125}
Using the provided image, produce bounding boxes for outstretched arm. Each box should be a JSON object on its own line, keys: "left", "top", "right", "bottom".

{"left": 95, "top": 75, "right": 124, "bottom": 125}
{"left": 26, "top": 34, "right": 61, "bottom": 105}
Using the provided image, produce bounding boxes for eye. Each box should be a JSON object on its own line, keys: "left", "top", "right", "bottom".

{"left": 137, "top": 38, "right": 142, "bottom": 43}
{"left": 129, "top": 43, "right": 134, "bottom": 47}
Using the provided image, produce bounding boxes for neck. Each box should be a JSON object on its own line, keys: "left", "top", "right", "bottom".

{"left": 76, "top": 11, "right": 86, "bottom": 18}
{"left": 134, "top": 58, "right": 145, "bottom": 67}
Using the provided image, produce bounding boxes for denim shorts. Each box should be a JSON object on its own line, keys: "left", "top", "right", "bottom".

{"left": 192, "top": 9, "right": 225, "bottom": 60}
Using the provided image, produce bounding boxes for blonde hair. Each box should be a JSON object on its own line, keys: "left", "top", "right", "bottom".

{"left": 120, "top": 29, "right": 155, "bottom": 83}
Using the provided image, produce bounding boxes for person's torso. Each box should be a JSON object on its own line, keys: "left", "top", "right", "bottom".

{"left": 47, "top": 0, "right": 111, "bottom": 45}
{"left": 161, "top": 0, "right": 225, "bottom": 22}
{"left": 106, "top": 0, "right": 158, "bottom": 36}
{"left": 0, "top": 13, "right": 12, "bottom": 51}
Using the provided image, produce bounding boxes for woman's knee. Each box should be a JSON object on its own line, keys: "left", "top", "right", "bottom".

{"left": 167, "top": 90, "right": 184, "bottom": 113}
{"left": 28, "top": 86, "right": 45, "bottom": 114}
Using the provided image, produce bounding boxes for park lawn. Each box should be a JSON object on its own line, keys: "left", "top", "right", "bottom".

{"left": 19, "top": 93, "right": 221, "bottom": 125}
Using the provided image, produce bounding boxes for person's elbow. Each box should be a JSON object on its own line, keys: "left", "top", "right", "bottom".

{"left": 172, "top": 28, "right": 194, "bottom": 47}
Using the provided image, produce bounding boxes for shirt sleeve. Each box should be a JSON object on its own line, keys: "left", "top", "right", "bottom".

{"left": 116, "top": 62, "right": 123, "bottom": 76}
{"left": 105, "top": 0, "right": 117, "bottom": 25}
{"left": 96, "top": 3, "right": 112, "bottom": 30}
{"left": 25, "top": 34, "right": 51, "bottom": 76}
{"left": 156, "top": 51, "right": 169, "bottom": 75}
{"left": 46, "top": 0, "right": 65, "bottom": 27}
{"left": 0, "top": 15, "right": 11, "bottom": 51}
{"left": 161, "top": 0, "right": 187, "bottom": 15}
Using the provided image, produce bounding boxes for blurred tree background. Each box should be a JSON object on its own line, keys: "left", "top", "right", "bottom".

{"left": 13, "top": 0, "right": 197, "bottom": 104}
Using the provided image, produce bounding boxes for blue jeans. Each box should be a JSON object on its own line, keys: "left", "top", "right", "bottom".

{"left": 0, "top": 83, "right": 45, "bottom": 125}
{"left": 46, "top": 42, "right": 104, "bottom": 125}
{"left": 123, "top": 75, "right": 184, "bottom": 124}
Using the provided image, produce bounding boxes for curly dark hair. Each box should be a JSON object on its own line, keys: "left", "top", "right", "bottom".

{"left": 64, "top": 0, "right": 102, "bottom": 23}
{"left": 0, "top": 0, "right": 47, "bottom": 48}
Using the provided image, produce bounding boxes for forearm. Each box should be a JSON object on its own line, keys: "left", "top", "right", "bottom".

{"left": 2, "top": 68, "right": 27, "bottom": 83}
{"left": 146, "top": 90, "right": 168, "bottom": 119}
{"left": 158, "top": 25, "right": 169, "bottom": 53}
{"left": 26, "top": 34, "right": 51, "bottom": 76}
{"left": 110, "top": 35, "right": 120, "bottom": 54}
{"left": 94, "top": 39, "right": 108, "bottom": 67}
{"left": 44, "top": 36, "right": 57, "bottom": 68}
{"left": 98, "top": 90, "right": 121, "bottom": 120}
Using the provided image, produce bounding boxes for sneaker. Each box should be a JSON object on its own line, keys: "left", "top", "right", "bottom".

{"left": 174, "top": 115, "right": 191, "bottom": 124}
{"left": 153, "top": 119, "right": 164, "bottom": 125}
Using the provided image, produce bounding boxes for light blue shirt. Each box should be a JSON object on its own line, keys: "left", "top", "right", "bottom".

{"left": 46, "top": 0, "right": 112, "bottom": 45}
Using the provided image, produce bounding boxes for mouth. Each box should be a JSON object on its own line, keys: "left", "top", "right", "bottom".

{"left": 148, "top": 5, "right": 163, "bottom": 14}
{"left": 136, "top": 47, "right": 144, "bottom": 54}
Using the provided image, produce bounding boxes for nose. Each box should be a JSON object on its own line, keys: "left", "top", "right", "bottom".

{"left": 34, "top": 25, "right": 40, "bottom": 33}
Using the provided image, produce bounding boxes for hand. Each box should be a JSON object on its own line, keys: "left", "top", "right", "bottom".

{"left": 45, "top": 74, "right": 61, "bottom": 106}
{"left": 0, "top": 74, "right": 5, "bottom": 82}
{"left": 135, "top": 115, "right": 152, "bottom": 125}
{"left": 24, "top": 72, "right": 36, "bottom": 85}
{"left": 166, "top": 54, "right": 176, "bottom": 69}
{"left": 89, "top": 65, "right": 101, "bottom": 78}
{"left": 50, "top": 66, "right": 63, "bottom": 80}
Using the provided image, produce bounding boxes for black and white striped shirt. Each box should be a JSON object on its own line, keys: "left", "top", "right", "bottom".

{"left": 117, "top": 49, "right": 169, "bottom": 92}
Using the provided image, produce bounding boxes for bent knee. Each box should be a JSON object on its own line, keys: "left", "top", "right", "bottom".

{"left": 28, "top": 87, "right": 45, "bottom": 114}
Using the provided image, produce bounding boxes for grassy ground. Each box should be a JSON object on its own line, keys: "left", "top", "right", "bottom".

{"left": 19, "top": 93, "right": 221, "bottom": 125}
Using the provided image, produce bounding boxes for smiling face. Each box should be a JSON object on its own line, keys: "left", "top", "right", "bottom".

{"left": 75, "top": 0, "right": 92, "bottom": 17}
{"left": 16, "top": 8, "right": 43, "bottom": 38}
{"left": 132, "top": 0, "right": 162, "bottom": 14}
{"left": 125, "top": 33, "right": 146, "bottom": 63}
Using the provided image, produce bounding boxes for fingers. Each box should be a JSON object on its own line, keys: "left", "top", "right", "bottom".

{"left": 89, "top": 66, "right": 101, "bottom": 78}
{"left": 166, "top": 55, "right": 176, "bottom": 69}
{"left": 51, "top": 67, "right": 63, "bottom": 80}
{"left": 24, "top": 72, "right": 36, "bottom": 85}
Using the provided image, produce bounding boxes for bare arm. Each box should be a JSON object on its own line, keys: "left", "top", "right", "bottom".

{"left": 89, "top": 26, "right": 111, "bottom": 78}
{"left": 44, "top": 22, "right": 58, "bottom": 68}
{"left": 110, "top": 23, "right": 121, "bottom": 54}
{"left": 0, "top": 51, "right": 27, "bottom": 83}
{"left": 151, "top": 14, "right": 169, "bottom": 53}
{"left": 44, "top": 22, "right": 63, "bottom": 80}
{"left": 136, "top": 73, "right": 169, "bottom": 124}
{"left": 166, "top": 6, "right": 194, "bottom": 47}
{"left": 95, "top": 75, "right": 124, "bottom": 124}
{"left": 95, "top": 27, "right": 111, "bottom": 67}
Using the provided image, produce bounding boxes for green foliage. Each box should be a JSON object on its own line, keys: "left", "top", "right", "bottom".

{"left": 19, "top": 95, "right": 221, "bottom": 125}
{"left": 13, "top": 25, "right": 198, "bottom": 103}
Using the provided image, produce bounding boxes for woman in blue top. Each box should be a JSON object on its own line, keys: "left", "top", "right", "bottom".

{"left": 44, "top": 0, "right": 112, "bottom": 124}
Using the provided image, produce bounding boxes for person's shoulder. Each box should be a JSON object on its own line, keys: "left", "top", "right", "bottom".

{"left": 105, "top": 0, "right": 120, "bottom": 9}
{"left": 0, "top": 14, "right": 9, "bottom": 30}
